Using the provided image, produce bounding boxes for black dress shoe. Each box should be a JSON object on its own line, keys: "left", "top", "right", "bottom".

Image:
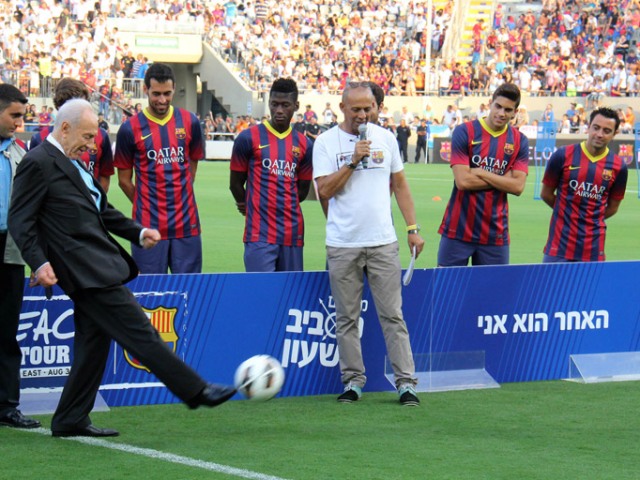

{"left": 187, "top": 383, "right": 236, "bottom": 409}
{"left": 52, "top": 424, "right": 120, "bottom": 437}
{"left": 0, "top": 409, "right": 41, "bottom": 429}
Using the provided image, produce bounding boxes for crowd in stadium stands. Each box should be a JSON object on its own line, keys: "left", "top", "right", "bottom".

{"left": 0, "top": 0, "right": 638, "bottom": 133}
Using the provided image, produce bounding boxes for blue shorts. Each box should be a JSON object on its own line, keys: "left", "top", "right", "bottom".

{"left": 132, "top": 236, "right": 202, "bottom": 274}
{"left": 437, "top": 236, "right": 509, "bottom": 266}
{"left": 244, "top": 242, "right": 303, "bottom": 272}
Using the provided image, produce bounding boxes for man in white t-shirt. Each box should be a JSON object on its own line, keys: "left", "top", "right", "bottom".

{"left": 322, "top": 102, "right": 336, "bottom": 126}
{"left": 312, "top": 82, "right": 424, "bottom": 407}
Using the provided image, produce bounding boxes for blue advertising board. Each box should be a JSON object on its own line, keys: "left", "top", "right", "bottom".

{"left": 19, "top": 261, "right": 640, "bottom": 406}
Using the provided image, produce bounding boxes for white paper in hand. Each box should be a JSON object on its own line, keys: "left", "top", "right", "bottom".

{"left": 402, "top": 246, "right": 417, "bottom": 286}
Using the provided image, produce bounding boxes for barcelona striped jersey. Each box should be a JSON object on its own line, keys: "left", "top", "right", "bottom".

{"left": 114, "top": 106, "right": 204, "bottom": 239}
{"left": 30, "top": 127, "right": 114, "bottom": 180}
{"left": 439, "top": 118, "right": 529, "bottom": 245}
{"left": 230, "top": 121, "right": 313, "bottom": 247}
{"left": 542, "top": 143, "right": 627, "bottom": 261}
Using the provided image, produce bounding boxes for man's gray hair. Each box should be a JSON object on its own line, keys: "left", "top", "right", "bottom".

{"left": 54, "top": 98, "right": 95, "bottom": 130}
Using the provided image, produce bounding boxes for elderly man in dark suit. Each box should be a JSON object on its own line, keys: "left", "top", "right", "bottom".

{"left": 9, "top": 99, "right": 235, "bottom": 438}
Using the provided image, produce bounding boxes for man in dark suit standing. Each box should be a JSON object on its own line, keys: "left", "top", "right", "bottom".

{"left": 0, "top": 84, "right": 41, "bottom": 430}
{"left": 9, "top": 99, "right": 235, "bottom": 438}
{"left": 414, "top": 118, "right": 428, "bottom": 163}
{"left": 396, "top": 119, "right": 411, "bottom": 163}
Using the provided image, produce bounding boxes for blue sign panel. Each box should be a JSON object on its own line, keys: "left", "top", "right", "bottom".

{"left": 18, "top": 262, "right": 640, "bottom": 406}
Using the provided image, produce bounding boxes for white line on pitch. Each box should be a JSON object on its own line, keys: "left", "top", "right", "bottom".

{"left": 23, "top": 428, "right": 291, "bottom": 480}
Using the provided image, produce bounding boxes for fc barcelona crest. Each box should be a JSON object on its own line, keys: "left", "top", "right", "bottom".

{"left": 175, "top": 127, "right": 187, "bottom": 140}
{"left": 440, "top": 141, "right": 451, "bottom": 163}
{"left": 617, "top": 144, "right": 633, "bottom": 166}
{"left": 292, "top": 146, "right": 301, "bottom": 158}
{"left": 602, "top": 169, "right": 613, "bottom": 181}
{"left": 124, "top": 306, "right": 179, "bottom": 372}
{"left": 504, "top": 143, "right": 514, "bottom": 155}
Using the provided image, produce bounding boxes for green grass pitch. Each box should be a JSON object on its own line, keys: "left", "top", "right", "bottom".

{"left": 7, "top": 162, "right": 638, "bottom": 479}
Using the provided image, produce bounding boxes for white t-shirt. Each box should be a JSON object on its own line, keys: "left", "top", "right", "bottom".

{"left": 313, "top": 123, "right": 403, "bottom": 248}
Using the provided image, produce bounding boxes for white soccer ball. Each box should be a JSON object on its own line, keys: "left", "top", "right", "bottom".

{"left": 234, "top": 355, "right": 285, "bottom": 401}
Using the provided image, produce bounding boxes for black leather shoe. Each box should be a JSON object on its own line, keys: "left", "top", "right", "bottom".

{"left": 0, "top": 409, "right": 41, "bottom": 429}
{"left": 187, "top": 383, "right": 236, "bottom": 409}
{"left": 52, "top": 425, "right": 120, "bottom": 437}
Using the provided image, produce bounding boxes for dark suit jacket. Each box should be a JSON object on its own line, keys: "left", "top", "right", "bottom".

{"left": 8, "top": 140, "right": 142, "bottom": 294}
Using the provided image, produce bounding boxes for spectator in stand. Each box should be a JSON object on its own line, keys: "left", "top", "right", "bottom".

{"left": 541, "top": 103, "right": 555, "bottom": 126}
{"left": 97, "top": 80, "right": 111, "bottom": 120}
{"left": 512, "top": 105, "right": 529, "bottom": 128}
{"left": 0, "top": 0, "right": 636, "bottom": 103}
{"left": 23, "top": 104, "right": 37, "bottom": 133}
{"left": 303, "top": 104, "right": 317, "bottom": 123}
{"left": 476, "top": 103, "right": 488, "bottom": 119}
{"left": 624, "top": 106, "right": 635, "bottom": 127}
{"left": 441, "top": 104, "right": 460, "bottom": 131}
{"left": 234, "top": 115, "right": 250, "bottom": 134}
{"left": 305, "top": 116, "right": 321, "bottom": 141}
{"left": 38, "top": 105, "right": 51, "bottom": 129}
{"left": 292, "top": 113, "right": 306, "bottom": 134}
{"left": 129, "top": 54, "right": 143, "bottom": 80}
{"left": 322, "top": 102, "right": 336, "bottom": 126}
{"left": 109, "top": 87, "right": 123, "bottom": 124}
{"left": 438, "top": 63, "right": 453, "bottom": 96}
{"left": 98, "top": 113, "right": 109, "bottom": 132}
{"left": 214, "top": 114, "right": 232, "bottom": 140}
{"left": 559, "top": 114, "right": 571, "bottom": 134}
{"left": 136, "top": 57, "right": 150, "bottom": 80}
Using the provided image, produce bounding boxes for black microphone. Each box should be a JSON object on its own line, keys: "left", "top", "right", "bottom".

{"left": 358, "top": 123, "right": 368, "bottom": 168}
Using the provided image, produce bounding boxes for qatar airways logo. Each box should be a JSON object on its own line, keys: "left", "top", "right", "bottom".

{"left": 147, "top": 146, "right": 185, "bottom": 165}
{"left": 569, "top": 180, "right": 605, "bottom": 200}
{"left": 471, "top": 155, "right": 508, "bottom": 174}
{"left": 262, "top": 158, "right": 296, "bottom": 178}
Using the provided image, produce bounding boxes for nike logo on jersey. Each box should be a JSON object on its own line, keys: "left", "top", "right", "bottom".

{"left": 569, "top": 166, "right": 581, "bottom": 170}
{"left": 258, "top": 144, "right": 270, "bottom": 149}
{"left": 141, "top": 133, "right": 153, "bottom": 140}
{"left": 471, "top": 140, "right": 482, "bottom": 145}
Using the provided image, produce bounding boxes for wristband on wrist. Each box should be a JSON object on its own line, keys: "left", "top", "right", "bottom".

{"left": 406, "top": 224, "right": 421, "bottom": 234}
{"left": 346, "top": 162, "right": 357, "bottom": 170}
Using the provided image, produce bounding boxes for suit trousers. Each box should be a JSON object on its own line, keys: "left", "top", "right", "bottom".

{"left": 0, "top": 233, "right": 25, "bottom": 416}
{"left": 326, "top": 242, "right": 417, "bottom": 390}
{"left": 415, "top": 140, "right": 427, "bottom": 163}
{"left": 52, "top": 284, "right": 207, "bottom": 431}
